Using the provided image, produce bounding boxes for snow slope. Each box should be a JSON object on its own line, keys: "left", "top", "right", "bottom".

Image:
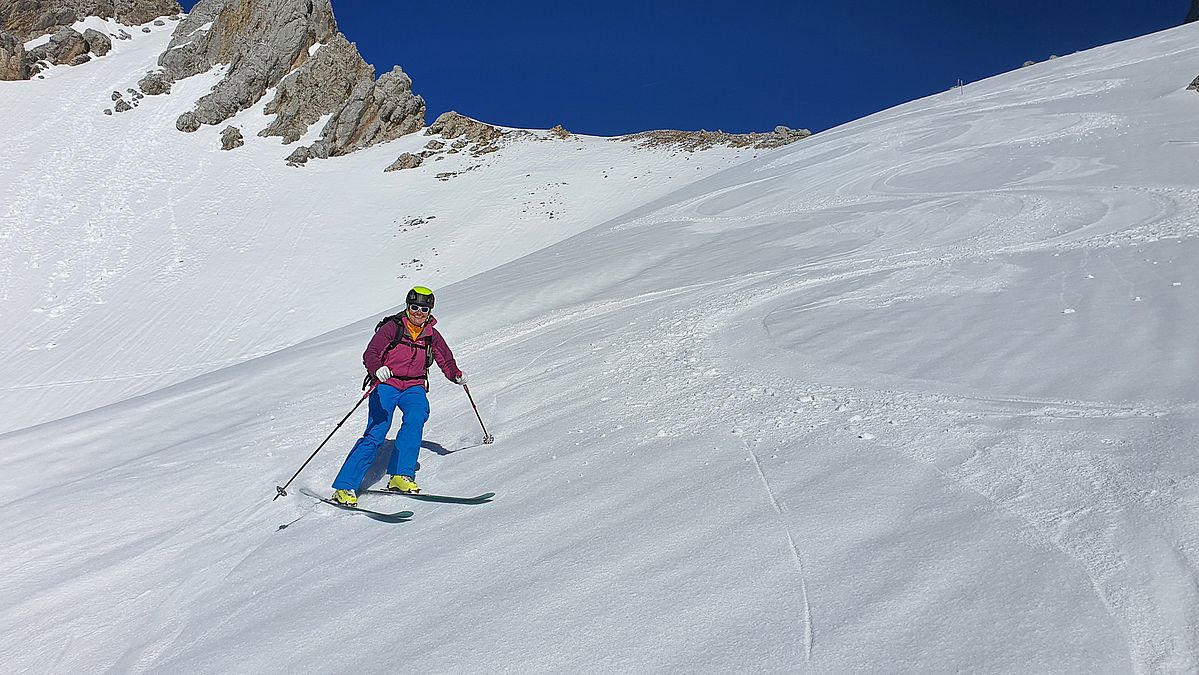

{"left": 4, "top": 17, "right": 1199, "bottom": 675}
{"left": 0, "top": 19, "right": 754, "bottom": 434}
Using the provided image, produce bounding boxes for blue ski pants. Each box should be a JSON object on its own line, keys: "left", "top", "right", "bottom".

{"left": 331, "top": 384, "right": 430, "bottom": 491}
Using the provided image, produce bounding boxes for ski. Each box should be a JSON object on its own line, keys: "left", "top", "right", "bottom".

{"left": 361, "top": 489, "right": 495, "bottom": 504}
{"left": 300, "top": 490, "right": 415, "bottom": 522}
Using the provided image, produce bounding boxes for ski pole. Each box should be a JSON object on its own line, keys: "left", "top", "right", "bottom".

{"left": 463, "top": 384, "right": 495, "bottom": 444}
{"left": 274, "top": 385, "right": 375, "bottom": 500}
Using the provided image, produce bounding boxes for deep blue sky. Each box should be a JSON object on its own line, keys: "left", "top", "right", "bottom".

{"left": 178, "top": 1, "right": 1189, "bottom": 135}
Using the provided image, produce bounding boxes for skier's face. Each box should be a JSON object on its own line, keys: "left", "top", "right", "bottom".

{"left": 407, "top": 305, "right": 430, "bottom": 326}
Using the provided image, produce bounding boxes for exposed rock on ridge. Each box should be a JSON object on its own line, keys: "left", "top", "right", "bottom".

{"left": 158, "top": 0, "right": 340, "bottom": 132}
{"left": 149, "top": 0, "right": 425, "bottom": 165}
{"left": 256, "top": 33, "right": 372, "bottom": 144}
{"left": 0, "top": 0, "right": 175, "bottom": 80}
{"left": 0, "top": 0, "right": 180, "bottom": 41}
{"left": 620, "top": 125, "right": 812, "bottom": 152}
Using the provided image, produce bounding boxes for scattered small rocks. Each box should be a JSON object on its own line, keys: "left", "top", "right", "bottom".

{"left": 114, "top": 99, "right": 132, "bottom": 113}
{"left": 112, "top": 91, "right": 122, "bottom": 101}
{"left": 621, "top": 125, "right": 812, "bottom": 151}
{"left": 141, "top": 27, "right": 152, "bottom": 33}
{"left": 103, "top": 108, "right": 112, "bottom": 115}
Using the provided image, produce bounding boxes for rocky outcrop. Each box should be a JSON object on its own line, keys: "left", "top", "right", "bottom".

{"left": 426, "top": 111, "right": 503, "bottom": 145}
{"left": 620, "top": 125, "right": 812, "bottom": 152}
{"left": 157, "top": 0, "right": 340, "bottom": 131}
{"left": 38, "top": 26, "right": 88, "bottom": 65}
{"left": 257, "top": 33, "right": 372, "bottom": 144}
{"left": 384, "top": 152, "right": 422, "bottom": 172}
{"left": 0, "top": 31, "right": 27, "bottom": 80}
{"left": 1188, "top": 76, "right": 1199, "bottom": 92}
{"left": 220, "top": 125, "right": 243, "bottom": 150}
{"left": 153, "top": 0, "right": 425, "bottom": 164}
{"left": 0, "top": 0, "right": 181, "bottom": 42}
{"left": 302, "top": 66, "right": 424, "bottom": 157}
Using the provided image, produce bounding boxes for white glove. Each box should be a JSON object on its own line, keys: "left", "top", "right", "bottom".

{"left": 375, "top": 366, "right": 392, "bottom": 381}
{"left": 455, "top": 372, "right": 467, "bottom": 385}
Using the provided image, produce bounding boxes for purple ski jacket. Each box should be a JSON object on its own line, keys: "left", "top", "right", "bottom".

{"left": 364, "top": 314, "right": 462, "bottom": 391}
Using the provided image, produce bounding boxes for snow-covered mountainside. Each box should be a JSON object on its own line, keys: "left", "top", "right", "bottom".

{"left": 0, "top": 18, "right": 756, "bottom": 434}
{"left": 4, "top": 14, "right": 1199, "bottom": 675}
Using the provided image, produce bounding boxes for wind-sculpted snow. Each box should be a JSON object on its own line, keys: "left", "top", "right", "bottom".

{"left": 3, "top": 17, "right": 1199, "bottom": 675}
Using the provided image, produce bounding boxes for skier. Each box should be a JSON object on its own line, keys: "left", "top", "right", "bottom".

{"left": 331, "top": 286, "right": 465, "bottom": 506}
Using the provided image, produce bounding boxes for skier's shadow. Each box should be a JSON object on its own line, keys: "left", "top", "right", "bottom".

{"left": 360, "top": 439, "right": 451, "bottom": 487}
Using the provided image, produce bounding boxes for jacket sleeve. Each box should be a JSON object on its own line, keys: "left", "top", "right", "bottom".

{"left": 430, "top": 328, "right": 462, "bottom": 382}
{"left": 363, "top": 321, "right": 396, "bottom": 374}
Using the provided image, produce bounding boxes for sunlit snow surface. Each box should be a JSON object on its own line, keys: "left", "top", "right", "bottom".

{"left": 3, "top": 17, "right": 1199, "bottom": 675}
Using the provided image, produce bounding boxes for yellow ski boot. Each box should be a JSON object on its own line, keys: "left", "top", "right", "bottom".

{"left": 387, "top": 475, "right": 420, "bottom": 493}
{"left": 331, "top": 489, "right": 358, "bottom": 507}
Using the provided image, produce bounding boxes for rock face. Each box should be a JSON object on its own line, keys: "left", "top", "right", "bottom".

{"left": 0, "top": 0, "right": 181, "bottom": 42}
{"left": 620, "top": 125, "right": 812, "bottom": 151}
{"left": 155, "top": 0, "right": 425, "bottom": 164}
{"left": 257, "top": 33, "right": 372, "bottom": 144}
{"left": 304, "top": 66, "right": 424, "bottom": 156}
{"left": 157, "top": 0, "right": 341, "bottom": 132}
{"left": 1188, "top": 75, "right": 1199, "bottom": 92}
{"left": 0, "top": 31, "right": 27, "bottom": 80}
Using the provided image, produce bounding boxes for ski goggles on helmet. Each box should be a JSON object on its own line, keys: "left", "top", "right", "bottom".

{"left": 408, "top": 304, "right": 431, "bottom": 313}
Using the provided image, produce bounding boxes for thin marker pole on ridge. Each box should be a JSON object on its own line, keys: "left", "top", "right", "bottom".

{"left": 463, "top": 384, "right": 495, "bottom": 445}
{"left": 273, "top": 384, "right": 376, "bottom": 500}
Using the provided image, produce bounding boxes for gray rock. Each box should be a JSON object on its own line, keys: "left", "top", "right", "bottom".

{"left": 176, "top": 110, "right": 200, "bottom": 132}
{"left": 0, "top": 31, "right": 28, "bottom": 80}
{"left": 141, "top": 26, "right": 151, "bottom": 32}
{"left": 103, "top": 108, "right": 112, "bottom": 114}
{"left": 112, "top": 90, "right": 122, "bottom": 100}
{"left": 220, "top": 125, "right": 244, "bottom": 150}
{"left": 1022, "top": 60, "right": 1036, "bottom": 68}
{"left": 0, "top": 0, "right": 181, "bottom": 41}
{"left": 153, "top": 18, "right": 164, "bottom": 25}
{"left": 162, "top": 0, "right": 340, "bottom": 132}
{"left": 424, "top": 140, "right": 445, "bottom": 150}
{"left": 285, "top": 145, "right": 311, "bottom": 166}
{"left": 384, "top": 152, "right": 422, "bottom": 172}
{"left": 115, "top": 98, "right": 132, "bottom": 112}
{"left": 1189, "top": 75, "right": 1199, "bottom": 91}
{"left": 427, "top": 111, "right": 503, "bottom": 144}
{"left": 138, "top": 70, "right": 171, "bottom": 94}
{"left": 45, "top": 27, "right": 88, "bottom": 65}
{"left": 115, "top": 29, "right": 131, "bottom": 40}
{"left": 258, "top": 33, "right": 373, "bottom": 144}
{"left": 69, "top": 53, "right": 90, "bottom": 65}
{"left": 310, "top": 65, "right": 425, "bottom": 157}
{"left": 82, "top": 28, "right": 111, "bottom": 56}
